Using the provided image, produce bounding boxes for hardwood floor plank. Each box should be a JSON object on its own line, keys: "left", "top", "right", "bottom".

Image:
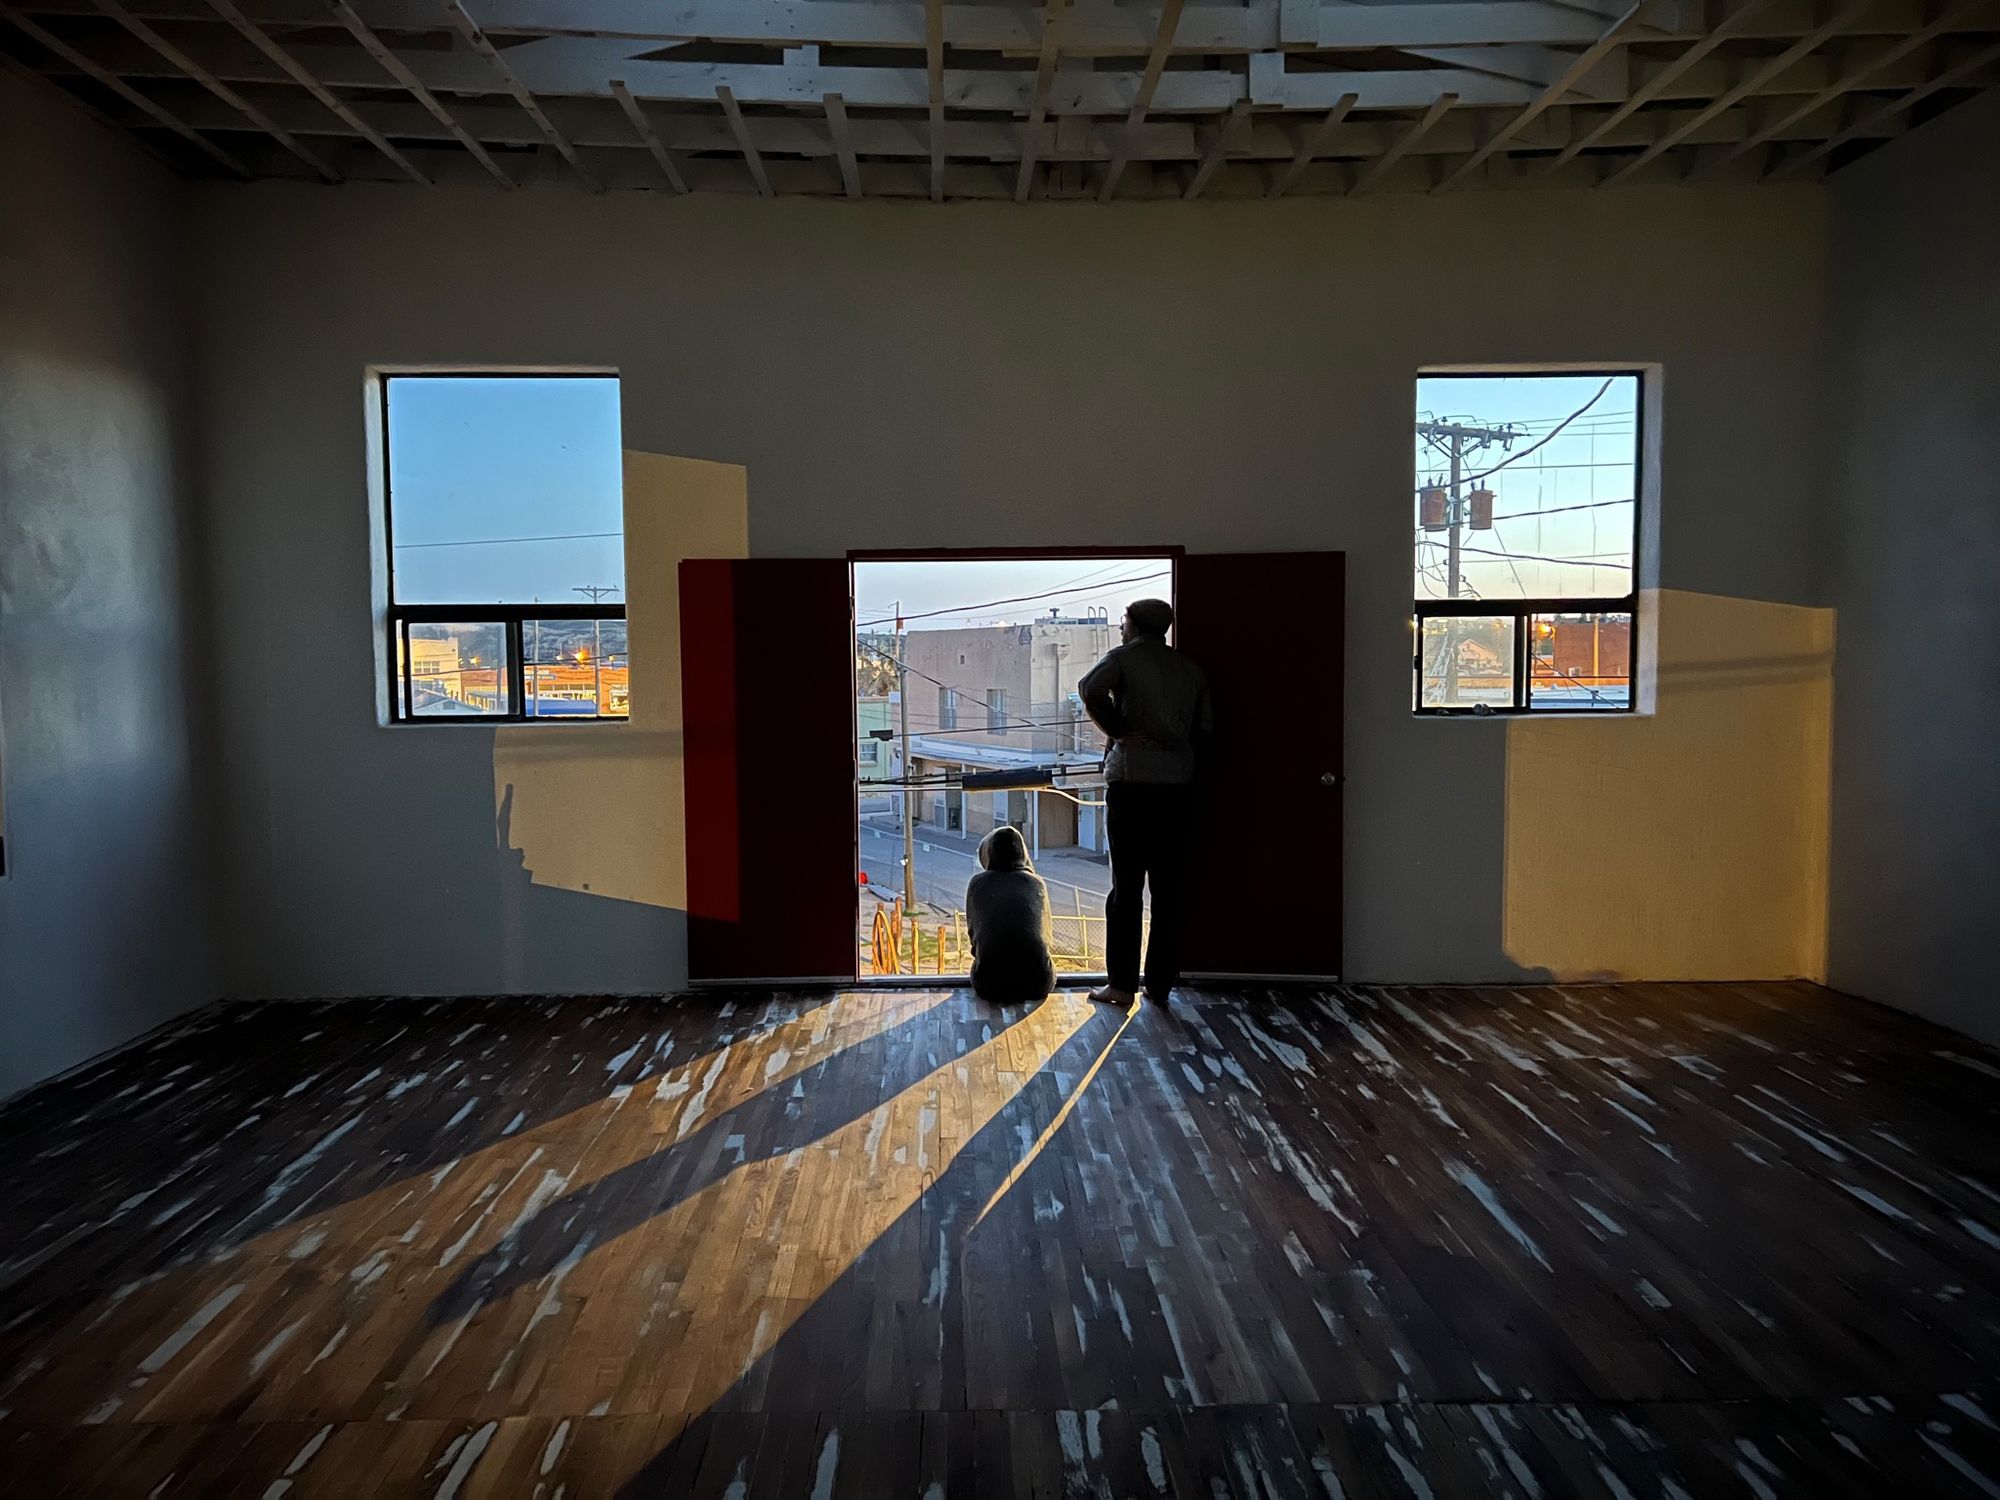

{"left": 0, "top": 983, "right": 1996, "bottom": 1494}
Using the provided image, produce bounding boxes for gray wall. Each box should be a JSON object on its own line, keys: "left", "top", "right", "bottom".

{"left": 0, "top": 72, "right": 216, "bottom": 1095}
{"left": 190, "top": 178, "right": 1838, "bottom": 998}
{"left": 1826, "top": 90, "right": 2000, "bottom": 1045}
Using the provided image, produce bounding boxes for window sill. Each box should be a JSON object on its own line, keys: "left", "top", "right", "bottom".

{"left": 383, "top": 716, "right": 631, "bottom": 728}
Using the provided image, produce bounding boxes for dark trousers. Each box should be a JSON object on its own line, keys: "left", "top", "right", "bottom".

{"left": 1105, "top": 781, "right": 1196, "bottom": 997}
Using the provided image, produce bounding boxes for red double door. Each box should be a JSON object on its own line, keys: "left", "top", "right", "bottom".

{"left": 680, "top": 553, "right": 1344, "bottom": 985}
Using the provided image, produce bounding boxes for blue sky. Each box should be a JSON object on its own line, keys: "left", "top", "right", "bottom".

{"left": 1415, "top": 372, "right": 1639, "bottom": 602}
{"left": 388, "top": 376, "right": 625, "bottom": 605}
{"left": 383, "top": 371, "right": 1631, "bottom": 617}
{"left": 854, "top": 558, "right": 1172, "bottom": 635}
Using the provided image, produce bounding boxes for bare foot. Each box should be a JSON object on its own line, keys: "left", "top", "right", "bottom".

{"left": 1088, "top": 985, "right": 1137, "bottom": 1007}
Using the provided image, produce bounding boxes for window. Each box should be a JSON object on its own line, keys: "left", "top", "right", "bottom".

{"left": 381, "top": 374, "right": 628, "bottom": 722}
{"left": 859, "top": 739, "right": 880, "bottom": 765}
{"left": 987, "top": 688, "right": 1007, "bottom": 734}
{"left": 1413, "top": 371, "right": 1641, "bottom": 714}
{"left": 938, "top": 687, "right": 957, "bottom": 731}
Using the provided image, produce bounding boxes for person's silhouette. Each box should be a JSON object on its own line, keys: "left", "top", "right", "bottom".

{"left": 1077, "top": 598, "right": 1212, "bottom": 1006}
{"left": 966, "top": 825, "right": 1056, "bottom": 1003}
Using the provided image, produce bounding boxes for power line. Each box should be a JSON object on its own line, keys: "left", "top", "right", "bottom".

{"left": 856, "top": 569, "right": 1170, "bottom": 630}
{"left": 395, "top": 530, "right": 623, "bottom": 550}
{"left": 857, "top": 641, "right": 1048, "bottom": 733}
{"left": 1457, "top": 544, "right": 1630, "bottom": 569}
{"left": 1491, "top": 497, "right": 1634, "bottom": 521}
{"left": 1461, "top": 378, "right": 1615, "bottom": 486}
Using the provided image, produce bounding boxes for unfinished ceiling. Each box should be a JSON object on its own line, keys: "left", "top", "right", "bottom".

{"left": 3, "top": 0, "right": 1996, "bottom": 199}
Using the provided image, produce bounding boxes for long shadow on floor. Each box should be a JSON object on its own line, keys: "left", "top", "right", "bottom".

{"left": 425, "top": 993, "right": 1038, "bottom": 1325}
{"left": 0, "top": 992, "right": 831, "bottom": 1365}
{"left": 610, "top": 1000, "right": 1135, "bottom": 1494}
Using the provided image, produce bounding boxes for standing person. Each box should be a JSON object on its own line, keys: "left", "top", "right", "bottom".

{"left": 1077, "top": 598, "right": 1212, "bottom": 1006}
{"left": 965, "top": 825, "right": 1056, "bottom": 1004}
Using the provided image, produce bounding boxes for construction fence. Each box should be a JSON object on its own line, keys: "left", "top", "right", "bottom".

{"left": 862, "top": 900, "right": 1148, "bottom": 978}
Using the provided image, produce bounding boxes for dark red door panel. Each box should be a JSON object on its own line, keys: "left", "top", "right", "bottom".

{"left": 681, "top": 558, "right": 856, "bottom": 983}
{"left": 1176, "top": 552, "right": 1345, "bottom": 980}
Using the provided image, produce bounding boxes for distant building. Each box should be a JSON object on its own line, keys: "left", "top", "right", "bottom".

{"left": 896, "top": 612, "right": 1119, "bottom": 855}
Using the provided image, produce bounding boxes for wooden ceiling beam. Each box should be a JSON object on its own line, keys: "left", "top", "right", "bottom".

{"left": 1701, "top": 0, "right": 1996, "bottom": 174}
{"left": 441, "top": 0, "right": 597, "bottom": 189}
{"left": 1098, "top": 0, "right": 1185, "bottom": 202}
{"left": 1597, "top": 0, "right": 1876, "bottom": 186}
{"left": 1267, "top": 89, "right": 1355, "bottom": 198}
{"left": 1182, "top": 96, "right": 1248, "bottom": 199}
{"left": 204, "top": 0, "right": 424, "bottom": 181}
{"left": 1544, "top": 0, "right": 1774, "bottom": 172}
{"left": 824, "top": 90, "right": 862, "bottom": 197}
{"left": 1432, "top": 0, "right": 1645, "bottom": 190}
{"left": 924, "top": 0, "right": 942, "bottom": 200}
{"left": 1769, "top": 33, "right": 2000, "bottom": 177}
{"left": 1349, "top": 92, "right": 1456, "bottom": 194}
{"left": 326, "top": 0, "right": 511, "bottom": 185}
{"left": 610, "top": 77, "right": 686, "bottom": 192}
{"left": 715, "top": 82, "right": 773, "bottom": 196}
{"left": 1013, "top": 0, "right": 1068, "bottom": 201}
{"left": 92, "top": 0, "right": 336, "bottom": 177}
{"left": 0, "top": 0, "right": 249, "bottom": 172}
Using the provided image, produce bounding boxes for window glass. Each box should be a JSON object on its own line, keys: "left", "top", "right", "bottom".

{"left": 1418, "top": 616, "right": 1516, "bottom": 710}
{"left": 387, "top": 376, "right": 624, "bottom": 606}
{"left": 1529, "top": 611, "right": 1632, "bottom": 710}
{"left": 1414, "top": 373, "right": 1638, "bottom": 603}
{"left": 1412, "top": 371, "right": 1642, "bottom": 715}
{"left": 401, "top": 623, "right": 509, "bottom": 717}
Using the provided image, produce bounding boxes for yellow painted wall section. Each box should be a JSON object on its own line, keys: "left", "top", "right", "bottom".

{"left": 1504, "top": 590, "right": 1833, "bottom": 982}
{"left": 491, "top": 451, "right": 749, "bottom": 914}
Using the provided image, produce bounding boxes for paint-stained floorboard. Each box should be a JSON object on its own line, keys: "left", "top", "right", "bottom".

{"left": 1, "top": 981, "right": 1997, "bottom": 1495}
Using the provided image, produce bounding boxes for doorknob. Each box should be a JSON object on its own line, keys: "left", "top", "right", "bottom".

{"left": 1320, "top": 772, "right": 1341, "bottom": 786}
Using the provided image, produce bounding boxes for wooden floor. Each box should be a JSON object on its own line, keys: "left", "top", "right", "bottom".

{"left": 2, "top": 982, "right": 1998, "bottom": 1497}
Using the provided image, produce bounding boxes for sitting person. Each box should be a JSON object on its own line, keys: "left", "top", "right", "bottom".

{"left": 966, "top": 825, "right": 1057, "bottom": 1004}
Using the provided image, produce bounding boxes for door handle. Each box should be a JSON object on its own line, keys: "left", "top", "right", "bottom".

{"left": 1320, "top": 772, "right": 1341, "bottom": 786}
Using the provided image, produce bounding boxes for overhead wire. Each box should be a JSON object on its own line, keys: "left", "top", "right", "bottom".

{"left": 856, "top": 568, "right": 1170, "bottom": 630}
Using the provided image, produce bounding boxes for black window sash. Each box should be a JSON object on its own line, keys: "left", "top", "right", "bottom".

{"left": 387, "top": 603, "right": 627, "bottom": 723}
{"left": 1412, "top": 595, "right": 1637, "bottom": 715}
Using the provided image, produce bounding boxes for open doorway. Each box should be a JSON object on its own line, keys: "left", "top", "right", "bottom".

{"left": 852, "top": 554, "right": 1175, "bottom": 979}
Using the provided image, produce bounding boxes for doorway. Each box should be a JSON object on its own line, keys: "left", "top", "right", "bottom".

{"left": 677, "top": 550, "right": 1343, "bottom": 988}
{"left": 852, "top": 553, "right": 1175, "bottom": 979}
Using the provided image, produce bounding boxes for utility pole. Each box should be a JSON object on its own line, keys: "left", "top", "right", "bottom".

{"left": 1416, "top": 419, "right": 1515, "bottom": 699}
{"left": 573, "top": 584, "right": 620, "bottom": 713}
{"left": 897, "top": 603, "right": 917, "bottom": 970}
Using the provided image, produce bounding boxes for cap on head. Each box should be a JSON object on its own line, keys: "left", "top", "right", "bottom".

{"left": 1125, "top": 597, "right": 1174, "bottom": 639}
{"left": 979, "top": 825, "right": 1030, "bottom": 871}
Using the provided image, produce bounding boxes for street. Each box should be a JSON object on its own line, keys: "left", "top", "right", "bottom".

{"left": 858, "top": 819, "right": 1111, "bottom": 918}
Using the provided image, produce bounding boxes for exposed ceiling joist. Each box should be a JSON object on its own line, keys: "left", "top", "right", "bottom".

{"left": 1544, "top": 0, "right": 1776, "bottom": 172}
{"left": 714, "top": 81, "right": 771, "bottom": 196}
{"left": 17, "top": 0, "right": 1991, "bottom": 51}
{"left": 1013, "top": 0, "right": 1068, "bottom": 202}
{"left": 610, "top": 77, "right": 685, "bottom": 192}
{"left": 1350, "top": 92, "right": 1457, "bottom": 195}
{"left": 824, "top": 89, "right": 861, "bottom": 198}
{"left": 441, "top": 0, "right": 596, "bottom": 189}
{"left": 326, "top": 0, "right": 511, "bottom": 186}
{"left": 1183, "top": 95, "right": 1248, "bottom": 199}
{"left": 3, "top": 0, "right": 1991, "bottom": 197}
{"left": 1098, "top": 0, "right": 1186, "bottom": 202}
{"left": 204, "top": 0, "right": 422, "bottom": 182}
{"left": 923, "top": 0, "right": 941, "bottom": 201}
{"left": 1267, "top": 88, "right": 1355, "bottom": 198}
{"left": 1433, "top": 0, "right": 1646, "bottom": 190}
{"left": 1597, "top": 0, "right": 1879, "bottom": 186}
{"left": 93, "top": 0, "right": 334, "bottom": 176}
{"left": 1771, "top": 34, "right": 2000, "bottom": 176}
{"left": 1, "top": 0, "right": 248, "bottom": 171}
{"left": 1702, "top": 0, "right": 1994, "bottom": 173}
